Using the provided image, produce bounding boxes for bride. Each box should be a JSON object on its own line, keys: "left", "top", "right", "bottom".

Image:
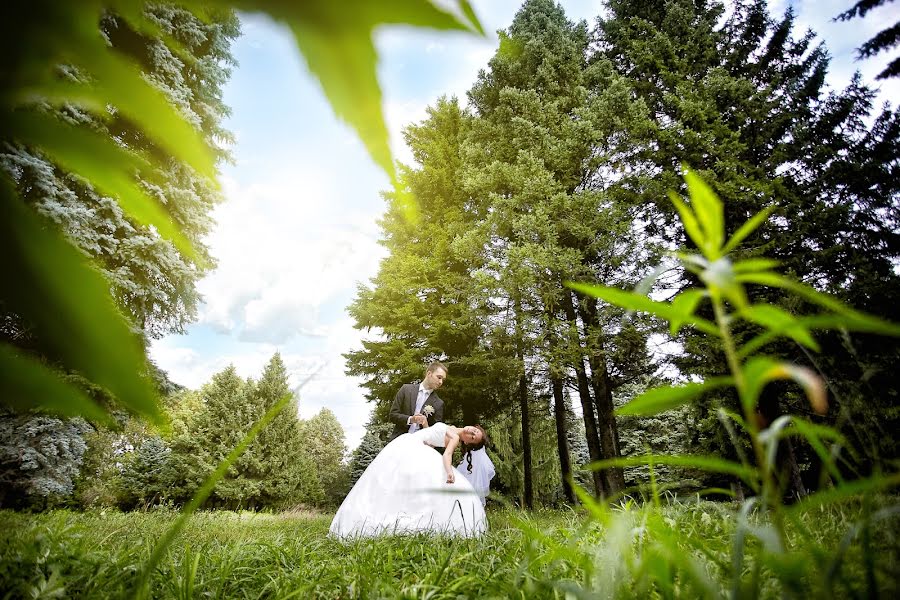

{"left": 329, "top": 422, "right": 488, "bottom": 538}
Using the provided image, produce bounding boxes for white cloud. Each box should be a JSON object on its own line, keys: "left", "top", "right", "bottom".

{"left": 196, "top": 174, "right": 385, "bottom": 345}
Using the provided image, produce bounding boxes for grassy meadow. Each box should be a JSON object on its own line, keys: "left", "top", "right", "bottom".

{"left": 2, "top": 498, "right": 897, "bottom": 599}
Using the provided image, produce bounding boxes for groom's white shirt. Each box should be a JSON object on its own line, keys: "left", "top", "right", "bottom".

{"left": 407, "top": 383, "right": 431, "bottom": 434}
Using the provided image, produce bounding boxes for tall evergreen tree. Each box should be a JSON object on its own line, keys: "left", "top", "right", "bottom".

{"left": 593, "top": 0, "right": 900, "bottom": 483}
{"left": 346, "top": 97, "right": 507, "bottom": 426}
{"left": 466, "top": 0, "right": 659, "bottom": 497}
{"left": 1, "top": 6, "right": 238, "bottom": 342}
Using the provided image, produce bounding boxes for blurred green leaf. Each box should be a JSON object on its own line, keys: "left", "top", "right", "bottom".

{"left": 731, "top": 257, "right": 779, "bottom": 273}
{"left": 740, "top": 304, "right": 819, "bottom": 351}
{"left": 736, "top": 272, "right": 900, "bottom": 336}
{"left": 7, "top": 111, "right": 195, "bottom": 258}
{"left": 587, "top": 454, "right": 757, "bottom": 485}
{"left": 32, "top": 32, "right": 218, "bottom": 181}
{"left": 0, "top": 344, "right": 111, "bottom": 423}
{"left": 616, "top": 377, "right": 733, "bottom": 416}
{"left": 683, "top": 167, "right": 724, "bottom": 258}
{"left": 0, "top": 176, "right": 160, "bottom": 423}
{"left": 667, "top": 190, "right": 706, "bottom": 254}
{"left": 758, "top": 415, "right": 794, "bottom": 473}
{"left": 787, "top": 418, "right": 848, "bottom": 484}
{"left": 669, "top": 289, "right": 706, "bottom": 335}
{"left": 787, "top": 472, "right": 900, "bottom": 512}
{"left": 722, "top": 206, "right": 775, "bottom": 255}
{"left": 742, "top": 357, "right": 827, "bottom": 416}
{"left": 566, "top": 282, "right": 720, "bottom": 336}
{"left": 232, "top": 0, "right": 481, "bottom": 196}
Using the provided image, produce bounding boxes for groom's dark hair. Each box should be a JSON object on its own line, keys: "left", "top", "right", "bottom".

{"left": 426, "top": 361, "right": 447, "bottom": 374}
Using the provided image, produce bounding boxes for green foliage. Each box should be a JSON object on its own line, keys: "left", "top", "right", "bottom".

{"left": 345, "top": 96, "right": 508, "bottom": 424}
{"left": 168, "top": 355, "right": 322, "bottom": 509}
{"left": 571, "top": 167, "right": 900, "bottom": 595}
{"left": 0, "top": 414, "right": 91, "bottom": 508}
{"left": 836, "top": 0, "right": 900, "bottom": 79}
{"left": 485, "top": 398, "right": 565, "bottom": 506}
{"left": 1, "top": 0, "right": 483, "bottom": 425}
{"left": 119, "top": 435, "right": 174, "bottom": 508}
{"left": 347, "top": 421, "right": 393, "bottom": 487}
{"left": 298, "top": 408, "right": 349, "bottom": 506}
{"left": 594, "top": 0, "right": 900, "bottom": 476}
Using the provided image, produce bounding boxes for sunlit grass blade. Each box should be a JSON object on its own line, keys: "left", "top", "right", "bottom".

{"left": 1, "top": 177, "right": 160, "bottom": 422}
{"left": 0, "top": 343, "right": 111, "bottom": 424}
{"left": 739, "top": 304, "right": 819, "bottom": 351}
{"left": 8, "top": 110, "right": 195, "bottom": 258}
{"left": 134, "top": 391, "right": 293, "bottom": 598}
{"left": 587, "top": 455, "right": 757, "bottom": 486}
{"left": 616, "top": 376, "right": 733, "bottom": 416}
{"left": 566, "top": 282, "right": 720, "bottom": 336}
{"left": 722, "top": 206, "right": 776, "bottom": 255}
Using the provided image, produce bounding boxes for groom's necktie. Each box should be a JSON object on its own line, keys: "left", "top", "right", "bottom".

{"left": 408, "top": 387, "right": 429, "bottom": 434}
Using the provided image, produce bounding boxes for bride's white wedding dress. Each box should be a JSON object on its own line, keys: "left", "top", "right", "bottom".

{"left": 329, "top": 423, "right": 487, "bottom": 538}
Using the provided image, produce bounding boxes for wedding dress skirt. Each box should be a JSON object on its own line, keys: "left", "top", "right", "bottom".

{"left": 329, "top": 423, "right": 487, "bottom": 538}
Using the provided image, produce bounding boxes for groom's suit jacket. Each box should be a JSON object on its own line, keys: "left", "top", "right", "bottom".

{"left": 388, "top": 382, "right": 444, "bottom": 442}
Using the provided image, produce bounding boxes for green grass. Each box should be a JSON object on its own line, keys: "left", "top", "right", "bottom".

{"left": 1, "top": 499, "right": 897, "bottom": 599}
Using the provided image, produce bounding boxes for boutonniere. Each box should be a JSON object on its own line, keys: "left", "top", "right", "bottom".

{"left": 422, "top": 405, "right": 435, "bottom": 417}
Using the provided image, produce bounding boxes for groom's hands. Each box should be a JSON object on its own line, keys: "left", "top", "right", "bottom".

{"left": 410, "top": 414, "right": 428, "bottom": 427}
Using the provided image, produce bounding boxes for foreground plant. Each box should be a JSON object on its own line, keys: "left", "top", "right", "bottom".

{"left": 569, "top": 168, "right": 900, "bottom": 597}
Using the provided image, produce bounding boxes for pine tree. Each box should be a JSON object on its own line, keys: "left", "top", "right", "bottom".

{"left": 465, "top": 0, "right": 661, "bottom": 497}
{"left": 119, "top": 435, "right": 174, "bottom": 508}
{"left": 0, "top": 414, "right": 90, "bottom": 507}
{"left": 346, "top": 97, "right": 507, "bottom": 426}
{"left": 836, "top": 0, "right": 900, "bottom": 80}
{"left": 1, "top": 6, "right": 238, "bottom": 342}
{"left": 347, "top": 421, "right": 393, "bottom": 487}
{"left": 299, "top": 408, "right": 348, "bottom": 506}
{"left": 594, "top": 0, "right": 900, "bottom": 482}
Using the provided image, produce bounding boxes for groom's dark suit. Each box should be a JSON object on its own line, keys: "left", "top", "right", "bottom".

{"left": 388, "top": 382, "right": 444, "bottom": 442}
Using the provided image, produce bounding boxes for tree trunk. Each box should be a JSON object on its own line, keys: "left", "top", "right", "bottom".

{"left": 562, "top": 290, "right": 608, "bottom": 497}
{"left": 551, "top": 375, "right": 575, "bottom": 504}
{"left": 519, "top": 369, "right": 533, "bottom": 510}
{"left": 759, "top": 388, "right": 807, "bottom": 501}
{"left": 578, "top": 299, "right": 626, "bottom": 493}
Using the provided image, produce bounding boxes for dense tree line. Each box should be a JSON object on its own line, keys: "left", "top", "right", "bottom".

{"left": 347, "top": 0, "right": 899, "bottom": 506}
{"left": 1, "top": 354, "right": 348, "bottom": 510}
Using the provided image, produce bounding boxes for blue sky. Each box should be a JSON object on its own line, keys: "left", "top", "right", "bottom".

{"left": 149, "top": 0, "right": 899, "bottom": 451}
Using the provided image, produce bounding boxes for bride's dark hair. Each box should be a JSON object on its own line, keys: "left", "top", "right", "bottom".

{"left": 461, "top": 425, "right": 488, "bottom": 473}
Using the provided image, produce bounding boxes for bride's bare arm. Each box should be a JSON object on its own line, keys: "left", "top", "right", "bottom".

{"left": 443, "top": 429, "right": 460, "bottom": 483}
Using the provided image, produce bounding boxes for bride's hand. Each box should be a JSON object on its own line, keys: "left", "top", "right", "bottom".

{"left": 445, "top": 468, "right": 455, "bottom": 484}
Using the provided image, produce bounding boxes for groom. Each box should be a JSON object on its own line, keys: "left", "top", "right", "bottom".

{"left": 388, "top": 361, "right": 447, "bottom": 442}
